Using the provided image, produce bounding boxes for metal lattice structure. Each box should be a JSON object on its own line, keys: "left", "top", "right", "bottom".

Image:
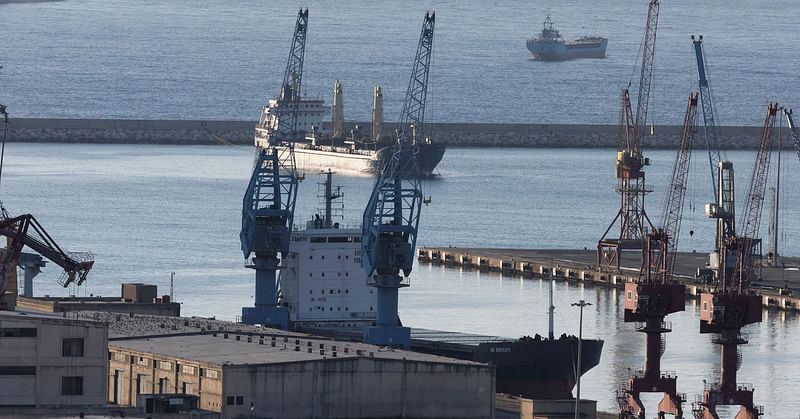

{"left": 597, "top": 1, "right": 660, "bottom": 271}
{"left": 692, "top": 35, "right": 726, "bottom": 204}
{"left": 618, "top": 94, "right": 697, "bottom": 419}
{"left": 633, "top": 0, "right": 660, "bottom": 147}
{"left": 692, "top": 104, "right": 776, "bottom": 419}
{"left": 361, "top": 12, "right": 434, "bottom": 348}
{"left": 0, "top": 214, "right": 95, "bottom": 309}
{"left": 240, "top": 9, "right": 308, "bottom": 329}
{"left": 732, "top": 103, "right": 778, "bottom": 292}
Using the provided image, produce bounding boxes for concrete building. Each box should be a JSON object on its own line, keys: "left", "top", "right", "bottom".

{"left": 102, "top": 313, "right": 495, "bottom": 419}
{"left": 0, "top": 310, "right": 108, "bottom": 407}
{"left": 16, "top": 283, "right": 181, "bottom": 317}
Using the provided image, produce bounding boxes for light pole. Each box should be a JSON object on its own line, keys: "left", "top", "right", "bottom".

{"left": 572, "top": 299, "right": 591, "bottom": 419}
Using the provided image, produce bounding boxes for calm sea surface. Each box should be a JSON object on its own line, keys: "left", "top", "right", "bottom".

{"left": 0, "top": 144, "right": 798, "bottom": 415}
{"left": 2, "top": 0, "right": 800, "bottom": 415}
{"left": 1, "top": 0, "right": 799, "bottom": 125}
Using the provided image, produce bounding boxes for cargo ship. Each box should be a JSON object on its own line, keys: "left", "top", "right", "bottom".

{"left": 256, "top": 96, "right": 445, "bottom": 177}
{"left": 277, "top": 172, "right": 603, "bottom": 400}
{"left": 526, "top": 16, "right": 607, "bottom": 61}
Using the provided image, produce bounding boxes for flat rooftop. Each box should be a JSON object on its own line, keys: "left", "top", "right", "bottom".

{"left": 111, "top": 332, "right": 481, "bottom": 367}
{"left": 77, "top": 311, "right": 306, "bottom": 339}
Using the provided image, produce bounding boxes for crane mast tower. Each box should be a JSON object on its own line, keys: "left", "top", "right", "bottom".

{"left": 692, "top": 103, "right": 777, "bottom": 419}
{"left": 240, "top": 9, "right": 308, "bottom": 329}
{"left": 361, "top": 11, "right": 434, "bottom": 348}
{"left": 598, "top": 0, "right": 659, "bottom": 271}
{"left": 617, "top": 94, "right": 698, "bottom": 419}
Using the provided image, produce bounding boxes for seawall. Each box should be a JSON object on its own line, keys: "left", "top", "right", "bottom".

{"left": 6, "top": 118, "right": 768, "bottom": 149}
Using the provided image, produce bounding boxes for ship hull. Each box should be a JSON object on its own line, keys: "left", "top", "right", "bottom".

{"left": 526, "top": 39, "right": 608, "bottom": 61}
{"left": 475, "top": 338, "right": 604, "bottom": 399}
{"left": 301, "top": 326, "right": 603, "bottom": 400}
{"left": 293, "top": 142, "right": 445, "bottom": 176}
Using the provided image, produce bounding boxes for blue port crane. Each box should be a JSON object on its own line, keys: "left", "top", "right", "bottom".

{"left": 239, "top": 8, "right": 308, "bottom": 329}
{"left": 691, "top": 36, "right": 727, "bottom": 204}
{"left": 361, "top": 11, "right": 435, "bottom": 348}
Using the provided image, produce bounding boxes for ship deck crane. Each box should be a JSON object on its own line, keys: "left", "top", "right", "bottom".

{"left": 361, "top": 11, "right": 434, "bottom": 348}
{"left": 240, "top": 9, "right": 308, "bottom": 329}
{"left": 597, "top": 0, "right": 659, "bottom": 271}
{"left": 692, "top": 103, "right": 777, "bottom": 419}
{"left": 617, "top": 94, "right": 698, "bottom": 419}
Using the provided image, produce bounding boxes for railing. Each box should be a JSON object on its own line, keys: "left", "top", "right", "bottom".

{"left": 661, "top": 370, "right": 677, "bottom": 380}
{"left": 737, "top": 383, "right": 754, "bottom": 392}
{"left": 711, "top": 332, "right": 748, "bottom": 344}
{"left": 367, "top": 275, "right": 410, "bottom": 287}
{"left": 634, "top": 321, "right": 672, "bottom": 332}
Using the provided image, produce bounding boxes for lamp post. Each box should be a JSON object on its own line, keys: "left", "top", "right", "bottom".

{"left": 571, "top": 299, "right": 591, "bottom": 419}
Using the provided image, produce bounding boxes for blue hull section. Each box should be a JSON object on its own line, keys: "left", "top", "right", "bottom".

{"left": 527, "top": 38, "right": 608, "bottom": 61}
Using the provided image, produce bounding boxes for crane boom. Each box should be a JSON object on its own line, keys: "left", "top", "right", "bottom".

{"left": 361, "top": 11, "right": 434, "bottom": 348}
{"left": 692, "top": 35, "right": 726, "bottom": 203}
{"left": 0, "top": 214, "right": 94, "bottom": 308}
{"left": 660, "top": 93, "right": 699, "bottom": 278}
{"left": 732, "top": 103, "right": 778, "bottom": 292}
{"left": 633, "top": 0, "right": 659, "bottom": 146}
{"left": 239, "top": 9, "right": 308, "bottom": 328}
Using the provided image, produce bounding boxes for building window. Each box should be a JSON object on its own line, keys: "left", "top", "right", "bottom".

{"left": 226, "top": 396, "right": 235, "bottom": 405}
{"left": 236, "top": 396, "right": 244, "bottom": 405}
{"left": 160, "top": 361, "right": 172, "bottom": 371}
{"left": 137, "top": 357, "right": 149, "bottom": 366}
{"left": 205, "top": 369, "right": 219, "bottom": 379}
{"left": 0, "top": 327, "right": 37, "bottom": 337}
{"left": 113, "top": 352, "right": 127, "bottom": 362}
{"left": 182, "top": 365, "right": 195, "bottom": 375}
{"left": 0, "top": 366, "right": 35, "bottom": 375}
{"left": 62, "top": 338, "right": 84, "bottom": 357}
{"left": 627, "top": 291, "right": 632, "bottom": 300}
{"left": 61, "top": 376, "right": 83, "bottom": 395}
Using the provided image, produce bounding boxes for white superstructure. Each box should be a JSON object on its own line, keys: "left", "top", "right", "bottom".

{"left": 279, "top": 171, "right": 377, "bottom": 330}
{"left": 255, "top": 98, "right": 330, "bottom": 148}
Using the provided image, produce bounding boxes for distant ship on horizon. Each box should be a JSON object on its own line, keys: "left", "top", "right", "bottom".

{"left": 526, "top": 15, "right": 607, "bottom": 61}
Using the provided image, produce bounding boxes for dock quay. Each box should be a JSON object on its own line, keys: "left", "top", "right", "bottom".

{"left": 417, "top": 247, "right": 800, "bottom": 312}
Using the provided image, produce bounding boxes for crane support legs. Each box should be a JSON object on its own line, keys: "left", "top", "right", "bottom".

{"left": 693, "top": 293, "right": 762, "bottom": 418}
{"left": 241, "top": 255, "right": 288, "bottom": 329}
{"left": 363, "top": 273, "right": 410, "bottom": 348}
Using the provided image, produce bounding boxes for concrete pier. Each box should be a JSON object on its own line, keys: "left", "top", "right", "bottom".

{"left": 417, "top": 247, "right": 800, "bottom": 312}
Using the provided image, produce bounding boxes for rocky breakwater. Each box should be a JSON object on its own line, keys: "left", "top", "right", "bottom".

{"left": 8, "top": 119, "right": 767, "bottom": 149}
{"left": 420, "top": 123, "right": 766, "bottom": 149}
{"left": 9, "top": 119, "right": 255, "bottom": 145}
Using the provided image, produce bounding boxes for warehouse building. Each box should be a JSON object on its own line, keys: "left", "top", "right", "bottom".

{"left": 106, "top": 320, "right": 495, "bottom": 418}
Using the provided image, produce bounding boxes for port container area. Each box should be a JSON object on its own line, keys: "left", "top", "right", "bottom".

{"left": 418, "top": 247, "right": 800, "bottom": 312}
{"left": 98, "top": 312, "right": 495, "bottom": 419}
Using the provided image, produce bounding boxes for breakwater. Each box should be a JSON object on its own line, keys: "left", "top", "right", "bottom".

{"left": 6, "top": 118, "right": 768, "bottom": 149}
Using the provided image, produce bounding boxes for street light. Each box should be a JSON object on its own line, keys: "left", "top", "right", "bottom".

{"left": 571, "top": 299, "right": 592, "bottom": 419}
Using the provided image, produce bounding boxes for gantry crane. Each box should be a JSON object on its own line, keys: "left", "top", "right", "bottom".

{"left": 361, "top": 11, "right": 434, "bottom": 348}
{"left": 692, "top": 103, "right": 778, "bottom": 419}
{"left": 0, "top": 108, "right": 94, "bottom": 310}
{"left": 598, "top": 0, "right": 659, "bottom": 271}
{"left": 617, "top": 94, "right": 698, "bottom": 419}
{"left": 240, "top": 9, "right": 308, "bottom": 329}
